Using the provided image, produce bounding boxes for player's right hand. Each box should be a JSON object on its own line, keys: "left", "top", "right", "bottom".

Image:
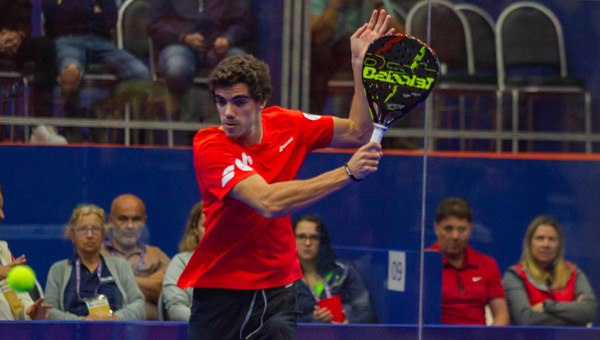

{"left": 345, "top": 142, "right": 382, "bottom": 181}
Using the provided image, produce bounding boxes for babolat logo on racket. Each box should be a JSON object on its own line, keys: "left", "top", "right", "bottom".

{"left": 363, "top": 49, "right": 435, "bottom": 90}
{"left": 361, "top": 33, "right": 440, "bottom": 136}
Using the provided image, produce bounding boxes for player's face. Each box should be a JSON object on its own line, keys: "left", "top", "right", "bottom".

{"left": 214, "top": 83, "right": 266, "bottom": 146}
{"left": 110, "top": 199, "right": 147, "bottom": 249}
{"left": 295, "top": 220, "right": 320, "bottom": 263}
{"left": 0, "top": 191, "right": 4, "bottom": 222}
{"left": 434, "top": 216, "right": 472, "bottom": 261}
{"left": 72, "top": 214, "right": 105, "bottom": 255}
{"left": 530, "top": 224, "right": 559, "bottom": 269}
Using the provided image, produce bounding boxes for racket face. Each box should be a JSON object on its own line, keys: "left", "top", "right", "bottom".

{"left": 363, "top": 34, "right": 440, "bottom": 127}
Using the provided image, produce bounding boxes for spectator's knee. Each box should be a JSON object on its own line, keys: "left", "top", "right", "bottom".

{"left": 60, "top": 64, "right": 81, "bottom": 91}
{"left": 130, "top": 65, "right": 152, "bottom": 82}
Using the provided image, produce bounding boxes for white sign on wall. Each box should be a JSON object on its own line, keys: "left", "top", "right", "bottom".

{"left": 387, "top": 251, "right": 406, "bottom": 292}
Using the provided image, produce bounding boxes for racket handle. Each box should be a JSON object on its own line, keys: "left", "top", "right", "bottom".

{"left": 370, "top": 123, "right": 388, "bottom": 143}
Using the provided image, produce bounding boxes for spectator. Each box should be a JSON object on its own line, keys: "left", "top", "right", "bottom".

{"left": 147, "top": 0, "right": 252, "bottom": 144}
{"left": 41, "top": 0, "right": 152, "bottom": 143}
{"left": 0, "top": 0, "right": 64, "bottom": 143}
{"left": 502, "top": 215, "right": 598, "bottom": 326}
{"left": 44, "top": 204, "right": 145, "bottom": 320}
{"left": 0, "top": 185, "right": 52, "bottom": 320}
{"left": 310, "top": 0, "right": 404, "bottom": 114}
{"left": 294, "top": 215, "right": 376, "bottom": 323}
{"left": 161, "top": 201, "right": 205, "bottom": 321}
{"left": 103, "top": 194, "right": 170, "bottom": 320}
{"left": 427, "top": 197, "right": 509, "bottom": 325}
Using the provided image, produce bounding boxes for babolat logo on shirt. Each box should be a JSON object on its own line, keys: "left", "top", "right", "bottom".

{"left": 363, "top": 49, "right": 435, "bottom": 90}
{"left": 222, "top": 153, "right": 254, "bottom": 188}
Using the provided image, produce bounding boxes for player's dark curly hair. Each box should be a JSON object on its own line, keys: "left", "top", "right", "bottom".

{"left": 293, "top": 215, "right": 337, "bottom": 276}
{"left": 208, "top": 54, "right": 272, "bottom": 104}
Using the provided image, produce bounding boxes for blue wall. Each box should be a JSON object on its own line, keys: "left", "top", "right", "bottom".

{"left": 1, "top": 145, "right": 599, "bottom": 324}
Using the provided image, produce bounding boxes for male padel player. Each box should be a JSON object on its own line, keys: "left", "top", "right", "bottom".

{"left": 178, "top": 10, "right": 394, "bottom": 340}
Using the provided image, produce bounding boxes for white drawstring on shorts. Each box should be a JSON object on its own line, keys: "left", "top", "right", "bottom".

{"left": 240, "top": 289, "right": 268, "bottom": 340}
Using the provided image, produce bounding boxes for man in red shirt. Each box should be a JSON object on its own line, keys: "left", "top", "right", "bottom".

{"left": 178, "top": 10, "right": 394, "bottom": 340}
{"left": 427, "top": 197, "right": 509, "bottom": 325}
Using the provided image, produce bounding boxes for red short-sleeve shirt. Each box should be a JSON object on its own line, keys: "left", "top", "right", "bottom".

{"left": 428, "top": 243, "right": 506, "bottom": 325}
{"left": 178, "top": 107, "right": 333, "bottom": 290}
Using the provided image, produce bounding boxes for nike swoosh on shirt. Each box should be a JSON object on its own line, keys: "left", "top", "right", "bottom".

{"left": 472, "top": 276, "right": 483, "bottom": 282}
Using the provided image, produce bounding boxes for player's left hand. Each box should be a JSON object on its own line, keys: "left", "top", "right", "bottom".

{"left": 345, "top": 141, "right": 382, "bottom": 181}
{"left": 350, "top": 9, "right": 395, "bottom": 63}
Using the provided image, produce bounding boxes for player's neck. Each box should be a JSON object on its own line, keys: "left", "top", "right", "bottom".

{"left": 231, "top": 115, "right": 263, "bottom": 147}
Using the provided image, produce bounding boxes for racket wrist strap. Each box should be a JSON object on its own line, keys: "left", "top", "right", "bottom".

{"left": 344, "top": 163, "right": 362, "bottom": 182}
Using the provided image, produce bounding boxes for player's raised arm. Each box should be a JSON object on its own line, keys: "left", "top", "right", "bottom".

{"left": 329, "top": 10, "right": 394, "bottom": 148}
{"left": 229, "top": 142, "right": 381, "bottom": 219}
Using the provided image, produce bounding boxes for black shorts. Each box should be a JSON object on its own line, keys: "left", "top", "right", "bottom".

{"left": 188, "top": 282, "right": 299, "bottom": 340}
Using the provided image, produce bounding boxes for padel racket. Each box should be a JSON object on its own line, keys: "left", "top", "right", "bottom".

{"left": 363, "top": 33, "right": 440, "bottom": 143}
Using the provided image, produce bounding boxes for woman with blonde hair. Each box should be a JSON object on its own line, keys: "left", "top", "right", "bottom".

{"left": 44, "top": 204, "right": 145, "bottom": 320}
{"left": 161, "top": 201, "right": 205, "bottom": 321}
{"left": 502, "top": 215, "right": 597, "bottom": 325}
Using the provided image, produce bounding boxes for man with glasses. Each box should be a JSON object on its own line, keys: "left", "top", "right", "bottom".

{"left": 427, "top": 197, "right": 509, "bottom": 325}
{"left": 103, "top": 194, "right": 170, "bottom": 320}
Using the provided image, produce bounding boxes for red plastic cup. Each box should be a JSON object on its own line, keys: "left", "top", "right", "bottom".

{"left": 318, "top": 295, "right": 344, "bottom": 322}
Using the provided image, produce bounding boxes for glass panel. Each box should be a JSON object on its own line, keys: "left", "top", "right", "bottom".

{"left": 421, "top": 0, "right": 600, "bottom": 332}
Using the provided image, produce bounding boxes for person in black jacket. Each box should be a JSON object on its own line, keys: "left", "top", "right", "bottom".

{"left": 0, "top": 0, "right": 57, "bottom": 122}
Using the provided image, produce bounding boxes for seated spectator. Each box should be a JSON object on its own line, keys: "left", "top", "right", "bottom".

{"left": 42, "top": 0, "right": 152, "bottom": 143}
{"left": 310, "top": 0, "right": 403, "bottom": 114}
{"left": 0, "top": 0, "right": 63, "bottom": 143}
{"left": 293, "top": 215, "right": 376, "bottom": 323}
{"left": 44, "top": 204, "right": 145, "bottom": 320}
{"left": 0, "top": 185, "right": 52, "bottom": 320}
{"left": 147, "top": 0, "right": 252, "bottom": 144}
{"left": 103, "top": 194, "right": 170, "bottom": 320}
{"left": 502, "top": 215, "right": 598, "bottom": 326}
{"left": 161, "top": 201, "right": 205, "bottom": 321}
{"left": 427, "top": 197, "right": 509, "bottom": 325}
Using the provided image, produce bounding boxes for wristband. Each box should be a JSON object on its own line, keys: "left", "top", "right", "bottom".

{"left": 344, "top": 163, "right": 362, "bottom": 182}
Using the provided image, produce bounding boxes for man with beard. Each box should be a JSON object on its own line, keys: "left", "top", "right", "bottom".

{"left": 103, "top": 194, "right": 170, "bottom": 320}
